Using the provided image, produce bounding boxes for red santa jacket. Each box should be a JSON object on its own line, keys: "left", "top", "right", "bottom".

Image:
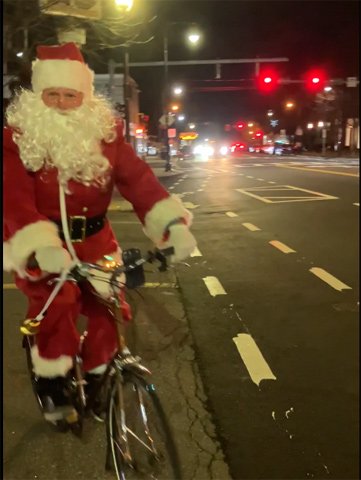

{"left": 3, "top": 121, "right": 191, "bottom": 276}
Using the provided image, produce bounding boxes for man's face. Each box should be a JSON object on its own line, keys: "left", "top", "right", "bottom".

{"left": 41, "top": 87, "right": 84, "bottom": 111}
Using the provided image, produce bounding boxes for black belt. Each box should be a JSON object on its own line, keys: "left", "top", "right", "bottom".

{"left": 53, "top": 214, "right": 107, "bottom": 243}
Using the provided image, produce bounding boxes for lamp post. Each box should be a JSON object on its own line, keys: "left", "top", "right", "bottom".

{"left": 162, "top": 23, "right": 201, "bottom": 171}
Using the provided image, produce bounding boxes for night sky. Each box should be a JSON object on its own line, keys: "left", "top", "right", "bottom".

{"left": 125, "top": 0, "right": 359, "bottom": 133}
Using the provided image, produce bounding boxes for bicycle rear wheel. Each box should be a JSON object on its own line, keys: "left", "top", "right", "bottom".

{"left": 106, "top": 371, "right": 181, "bottom": 480}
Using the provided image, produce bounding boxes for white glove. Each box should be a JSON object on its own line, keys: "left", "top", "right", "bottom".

{"left": 35, "top": 246, "right": 72, "bottom": 273}
{"left": 165, "top": 224, "right": 197, "bottom": 263}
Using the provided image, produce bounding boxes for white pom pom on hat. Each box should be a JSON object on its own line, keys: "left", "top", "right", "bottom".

{"left": 32, "top": 42, "right": 94, "bottom": 100}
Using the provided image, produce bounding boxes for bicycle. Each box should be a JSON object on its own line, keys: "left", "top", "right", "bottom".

{"left": 21, "top": 247, "right": 182, "bottom": 480}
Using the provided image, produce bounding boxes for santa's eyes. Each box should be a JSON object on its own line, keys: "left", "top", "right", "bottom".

{"left": 47, "top": 92, "right": 77, "bottom": 99}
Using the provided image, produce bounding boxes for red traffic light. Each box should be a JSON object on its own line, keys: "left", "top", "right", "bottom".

{"left": 305, "top": 69, "right": 327, "bottom": 91}
{"left": 258, "top": 70, "right": 279, "bottom": 92}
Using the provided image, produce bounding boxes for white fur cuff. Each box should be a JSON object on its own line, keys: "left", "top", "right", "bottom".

{"left": 4, "top": 220, "right": 62, "bottom": 276}
{"left": 31, "top": 345, "right": 73, "bottom": 378}
{"left": 143, "top": 195, "right": 193, "bottom": 244}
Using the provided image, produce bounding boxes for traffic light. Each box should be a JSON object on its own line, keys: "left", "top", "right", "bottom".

{"left": 257, "top": 69, "right": 279, "bottom": 92}
{"left": 305, "top": 69, "right": 327, "bottom": 92}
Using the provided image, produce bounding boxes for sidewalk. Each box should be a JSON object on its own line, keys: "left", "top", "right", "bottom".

{"left": 144, "top": 155, "right": 185, "bottom": 178}
{"left": 296, "top": 151, "right": 359, "bottom": 161}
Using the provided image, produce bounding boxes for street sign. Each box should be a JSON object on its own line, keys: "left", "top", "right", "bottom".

{"left": 346, "top": 77, "right": 358, "bottom": 88}
{"left": 179, "top": 132, "right": 198, "bottom": 140}
{"left": 159, "top": 114, "right": 175, "bottom": 126}
{"left": 168, "top": 128, "right": 176, "bottom": 138}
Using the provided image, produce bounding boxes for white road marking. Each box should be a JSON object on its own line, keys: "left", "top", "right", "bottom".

{"left": 269, "top": 240, "right": 296, "bottom": 254}
{"left": 182, "top": 202, "right": 200, "bottom": 209}
{"left": 268, "top": 181, "right": 276, "bottom": 184}
{"left": 353, "top": 203, "right": 359, "bottom": 206}
{"left": 242, "top": 222, "right": 261, "bottom": 231}
{"left": 232, "top": 333, "right": 277, "bottom": 386}
{"left": 257, "top": 178, "right": 265, "bottom": 181}
{"left": 235, "top": 185, "right": 338, "bottom": 204}
{"left": 169, "top": 186, "right": 175, "bottom": 190}
{"left": 202, "top": 276, "right": 227, "bottom": 296}
{"left": 309, "top": 268, "right": 352, "bottom": 291}
{"left": 197, "top": 188, "right": 204, "bottom": 192}
{"left": 226, "top": 211, "right": 238, "bottom": 217}
{"left": 246, "top": 175, "right": 254, "bottom": 178}
{"left": 190, "top": 247, "right": 202, "bottom": 257}
{"left": 238, "top": 173, "right": 244, "bottom": 176}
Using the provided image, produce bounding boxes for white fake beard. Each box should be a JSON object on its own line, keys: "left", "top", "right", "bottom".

{"left": 6, "top": 90, "right": 117, "bottom": 188}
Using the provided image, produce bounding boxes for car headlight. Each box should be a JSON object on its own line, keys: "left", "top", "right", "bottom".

{"left": 220, "top": 146, "right": 228, "bottom": 155}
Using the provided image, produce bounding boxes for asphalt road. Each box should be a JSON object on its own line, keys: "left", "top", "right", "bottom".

{"left": 166, "top": 154, "right": 359, "bottom": 480}
{"left": 3, "top": 153, "right": 359, "bottom": 479}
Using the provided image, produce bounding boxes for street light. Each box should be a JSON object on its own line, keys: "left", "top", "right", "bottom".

{"left": 307, "top": 123, "right": 314, "bottom": 129}
{"left": 177, "top": 115, "right": 185, "bottom": 121}
{"left": 114, "top": 0, "right": 133, "bottom": 11}
{"left": 189, "top": 123, "right": 196, "bottom": 129}
{"left": 170, "top": 104, "right": 180, "bottom": 112}
{"left": 163, "top": 22, "right": 202, "bottom": 171}
{"left": 187, "top": 32, "right": 201, "bottom": 45}
{"left": 266, "top": 111, "right": 273, "bottom": 117}
{"left": 173, "top": 86, "right": 183, "bottom": 96}
{"left": 285, "top": 101, "right": 295, "bottom": 109}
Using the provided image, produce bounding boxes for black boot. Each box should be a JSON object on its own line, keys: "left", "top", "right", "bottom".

{"left": 35, "top": 376, "right": 77, "bottom": 423}
{"left": 85, "top": 373, "right": 107, "bottom": 421}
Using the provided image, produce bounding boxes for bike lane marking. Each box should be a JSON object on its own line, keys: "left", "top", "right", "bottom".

{"left": 190, "top": 247, "right": 203, "bottom": 257}
{"left": 309, "top": 268, "right": 352, "bottom": 291}
{"left": 242, "top": 223, "right": 261, "bottom": 231}
{"left": 202, "top": 276, "right": 227, "bottom": 296}
{"left": 232, "top": 333, "right": 277, "bottom": 386}
{"left": 269, "top": 240, "right": 296, "bottom": 254}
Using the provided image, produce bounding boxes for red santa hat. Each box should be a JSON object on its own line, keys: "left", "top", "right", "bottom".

{"left": 32, "top": 42, "right": 94, "bottom": 100}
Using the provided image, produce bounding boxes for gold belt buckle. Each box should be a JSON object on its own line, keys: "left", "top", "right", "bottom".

{"left": 68, "top": 215, "right": 86, "bottom": 243}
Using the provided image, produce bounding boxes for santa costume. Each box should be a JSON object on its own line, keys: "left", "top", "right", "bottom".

{"left": 3, "top": 42, "right": 195, "bottom": 378}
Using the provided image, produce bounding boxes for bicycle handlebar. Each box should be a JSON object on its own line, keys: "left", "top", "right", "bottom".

{"left": 26, "top": 247, "right": 175, "bottom": 289}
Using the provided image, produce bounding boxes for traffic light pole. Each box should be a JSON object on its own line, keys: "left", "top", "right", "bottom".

{"left": 163, "top": 31, "right": 172, "bottom": 172}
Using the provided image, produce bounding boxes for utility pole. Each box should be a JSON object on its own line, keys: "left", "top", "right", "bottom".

{"left": 123, "top": 47, "right": 131, "bottom": 144}
{"left": 163, "top": 30, "right": 171, "bottom": 171}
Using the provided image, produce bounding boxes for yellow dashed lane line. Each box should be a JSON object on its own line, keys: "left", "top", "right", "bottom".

{"left": 276, "top": 164, "right": 359, "bottom": 177}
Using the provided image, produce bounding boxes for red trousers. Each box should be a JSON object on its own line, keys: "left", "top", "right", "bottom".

{"left": 16, "top": 275, "right": 130, "bottom": 373}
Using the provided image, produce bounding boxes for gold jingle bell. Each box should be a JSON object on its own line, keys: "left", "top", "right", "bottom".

{"left": 20, "top": 318, "right": 41, "bottom": 336}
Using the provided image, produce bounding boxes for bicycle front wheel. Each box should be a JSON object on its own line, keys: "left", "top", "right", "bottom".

{"left": 106, "top": 372, "right": 181, "bottom": 480}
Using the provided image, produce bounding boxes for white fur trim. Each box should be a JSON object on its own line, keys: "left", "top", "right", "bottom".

{"left": 3, "top": 241, "right": 15, "bottom": 272}
{"left": 32, "top": 59, "right": 94, "bottom": 100}
{"left": 31, "top": 345, "right": 73, "bottom": 377}
{"left": 4, "top": 220, "right": 62, "bottom": 276}
{"left": 88, "top": 364, "right": 107, "bottom": 374}
{"left": 143, "top": 195, "right": 193, "bottom": 244}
